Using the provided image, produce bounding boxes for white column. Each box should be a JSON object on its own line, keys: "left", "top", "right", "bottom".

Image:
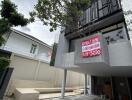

{"left": 61, "top": 69, "right": 67, "bottom": 99}
{"left": 34, "top": 60, "right": 41, "bottom": 80}
{"left": 84, "top": 73, "right": 88, "bottom": 95}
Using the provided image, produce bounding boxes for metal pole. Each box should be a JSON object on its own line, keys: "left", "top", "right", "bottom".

{"left": 61, "top": 69, "right": 67, "bottom": 99}
{"left": 84, "top": 73, "right": 88, "bottom": 95}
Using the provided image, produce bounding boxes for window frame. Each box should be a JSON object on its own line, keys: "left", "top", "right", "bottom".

{"left": 30, "top": 44, "right": 37, "bottom": 54}
{"left": 80, "top": 0, "right": 120, "bottom": 26}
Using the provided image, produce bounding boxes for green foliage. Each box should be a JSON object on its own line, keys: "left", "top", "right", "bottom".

{"left": 1, "top": 0, "right": 17, "bottom": 19}
{"left": 0, "top": 57, "right": 10, "bottom": 79}
{"left": 30, "top": 0, "right": 91, "bottom": 32}
{"left": 0, "top": 36, "right": 5, "bottom": 46}
{"left": 1, "top": 0, "right": 28, "bottom": 26}
{"left": 50, "top": 43, "right": 57, "bottom": 66}
{"left": 0, "top": 57, "right": 10, "bottom": 69}
{"left": 0, "top": 19, "right": 9, "bottom": 46}
{"left": 8, "top": 12, "right": 28, "bottom": 26}
{"left": 0, "top": 19, "right": 10, "bottom": 35}
{"left": 0, "top": 0, "right": 28, "bottom": 46}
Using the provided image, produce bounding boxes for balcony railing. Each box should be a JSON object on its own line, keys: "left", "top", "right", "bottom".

{"left": 80, "top": 0, "right": 122, "bottom": 26}
{"left": 62, "top": 52, "right": 78, "bottom": 68}
{"left": 65, "top": 0, "right": 122, "bottom": 35}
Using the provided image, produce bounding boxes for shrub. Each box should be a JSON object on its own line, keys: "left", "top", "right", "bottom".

{"left": 0, "top": 57, "right": 10, "bottom": 69}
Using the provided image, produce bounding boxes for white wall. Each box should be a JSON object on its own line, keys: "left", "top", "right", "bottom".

{"left": 3, "top": 31, "right": 51, "bottom": 63}
{"left": 7, "top": 53, "right": 85, "bottom": 95}
{"left": 4, "top": 32, "right": 33, "bottom": 56}
{"left": 36, "top": 45, "right": 51, "bottom": 62}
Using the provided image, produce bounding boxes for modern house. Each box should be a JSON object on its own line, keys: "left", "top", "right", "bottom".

{"left": 1, "top": 28, "right": 52, "bottom": 63}
{"left": 55, "top": 0, "right": 132, "bottom": 99}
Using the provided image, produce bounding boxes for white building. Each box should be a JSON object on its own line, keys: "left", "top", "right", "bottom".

{"left": 0, "top": 28, "right": 85, "bottom": 98}
{"left": 1, "top": 28, "right": 52, "bottom": 63}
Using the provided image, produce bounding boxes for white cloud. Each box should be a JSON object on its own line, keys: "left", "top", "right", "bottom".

{"left": 10, "top": 0, "right": 60, "bottom": 45}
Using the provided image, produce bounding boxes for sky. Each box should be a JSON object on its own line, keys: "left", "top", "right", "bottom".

{"left": 9, "top": 0, "right": 60, "bottom": 45}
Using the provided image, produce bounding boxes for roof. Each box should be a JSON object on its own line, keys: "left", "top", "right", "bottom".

{"left": 10, "top": 28, "right": 52, "bottom": 49}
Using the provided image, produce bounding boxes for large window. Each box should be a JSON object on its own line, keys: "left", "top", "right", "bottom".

{"left": 69, "top": 40, "right": 76, "bottom": 52}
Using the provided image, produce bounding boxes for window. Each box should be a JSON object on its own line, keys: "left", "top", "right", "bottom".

{"left": 98, "top": 0, "right": 119, "bottom": 17}
{"left": 79, "top": 0, "right": 120, "bottom": 26}
{"left": 30, "top": 44, "right": 37, "bottom": 54}
{"left": 69, "top": 40, "right": 76, "bottom": 52}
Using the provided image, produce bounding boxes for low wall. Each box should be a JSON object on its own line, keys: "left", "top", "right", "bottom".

{"left": 6, "top": 53, "right": 86, "bottom": 95}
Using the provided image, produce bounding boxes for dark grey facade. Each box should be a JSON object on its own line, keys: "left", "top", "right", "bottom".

{"left": 55, "top": 0, "right": 132, "bottom": 99}
{"left": 55, "top": 0, "right": 132, "bottom": 76}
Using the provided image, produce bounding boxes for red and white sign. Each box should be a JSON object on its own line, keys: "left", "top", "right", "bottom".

{"left": 81, "top": 35, "right": 101, "bottom": 58}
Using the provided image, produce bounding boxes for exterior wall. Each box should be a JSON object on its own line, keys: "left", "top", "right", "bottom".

{"left": 103, "top": 26, "right": 128, "bottom": 44}
{"left": 55, "top": 32, "right": 69, "bottom": 67}
{"left": 3, "top": 31, "right": 51, "bottom": 63}
{"left": 74, "top": 26, "right": 132, "bottom": 67}
{"left": 63, "top": 52, "right": 78, "bottom": 68}
{"left": 7, "top": 53, "right": 85, "bottom": 95}
{"left": 4, "top": 32, "right": 34, "bottom": 57}
{"left": 36, "top": 45, "right": 51, "bottom": 62}
{"left": 55, "top": 26, "right": 132, "bottom": 76}
{"left": 108, "top": 41, "right": 132, "bottom": 66}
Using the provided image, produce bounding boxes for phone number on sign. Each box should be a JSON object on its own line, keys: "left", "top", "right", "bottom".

{"left": 82, "top": 49, "right": 101, "bottom": 58}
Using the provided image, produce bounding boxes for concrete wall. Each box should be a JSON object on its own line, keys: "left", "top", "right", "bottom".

{"left": 55, "top": 32, "right": 69, "bottom": 68}
{"left": 6, "top": 53, "right": 85, "bottom": 95}
{"left": 36, "top": 45, "right": 51, "bottom": 62}
{"left": 108, "top": 41, "right": 132, "bottom": 66}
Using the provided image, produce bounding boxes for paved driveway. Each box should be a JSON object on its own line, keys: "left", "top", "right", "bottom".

{"left": 52, "top": 95, "right": 104, "bottom": 100}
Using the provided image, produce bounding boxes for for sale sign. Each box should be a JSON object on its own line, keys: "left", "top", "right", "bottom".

{"left": 81, "top": 35, "right": 101, "bottom": 58}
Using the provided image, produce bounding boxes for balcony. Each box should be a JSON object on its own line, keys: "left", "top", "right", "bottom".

{"left": 79, "top": 0, "right": 122, "bottom": 27}
{"left": 62, "top": 52, "right": 78, "bottom": 68}
{"left": 65, "top": 0, "right": 123, "bottom": 39}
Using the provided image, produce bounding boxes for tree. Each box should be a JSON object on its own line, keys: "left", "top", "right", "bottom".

{"left": 50, "top": 43, "right": 57, "bottom": 66}
{"left": 0, "top": 0, "right": 28, "bottom": 75}
{"left": 30, "top": 0, "right": 91, "bottom": 32}
{"left": 0, "top": 0, "right": 28, "bottom": 46}
{"left": 124, "top": 10, "right": 132, "bottom": 31}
